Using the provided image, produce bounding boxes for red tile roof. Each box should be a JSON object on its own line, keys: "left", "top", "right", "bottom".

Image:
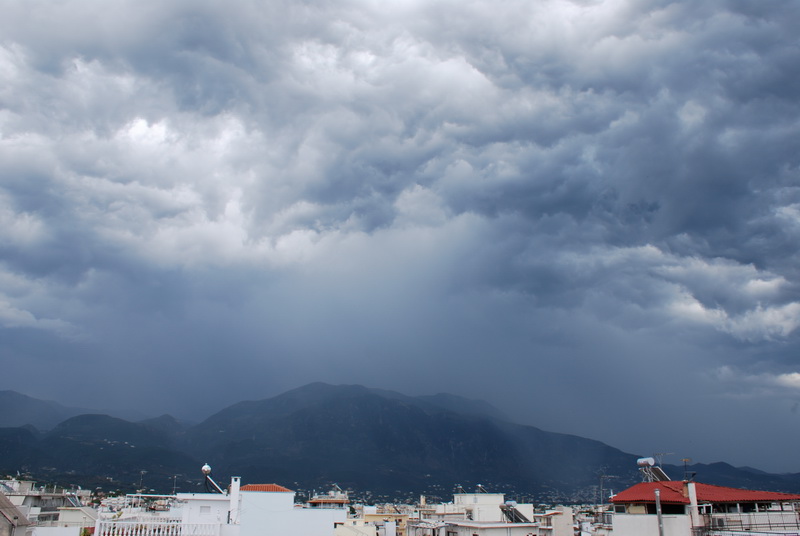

{"left": 611, "top": 481, "right": 800, "bottom": 505}
{"left": 240, "top": 484, "right": 293, "bottom": 493}
{"left": 612, "top": 482, "right": 689, "bottom": 504}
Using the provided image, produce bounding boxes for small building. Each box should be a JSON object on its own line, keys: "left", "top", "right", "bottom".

{"left": 609, "top": 480, "right": 800, "bottom": 536}
{"left": 410, "top": 488, "right": 573, "bottom": 536}
{"left": 308, "top": 486, "right": 349, "bottom": 510}
{"left": 362, "top": 512, "right": 406, "bottom": 536}
{"left": 95, "top": 474, "right": 346, "bottom": 536}
{"left": 239, "top": 483, "right": 346, "bottom": 536}
{"left": 0, "top": 480, "right": 89, "bottom": 527}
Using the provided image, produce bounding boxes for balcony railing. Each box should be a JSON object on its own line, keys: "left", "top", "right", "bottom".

{"left": 691, "top": 512, "right": 800, "bottom": 535}
{"left": 96, "top": 521, "right": 221, "bottom": 536}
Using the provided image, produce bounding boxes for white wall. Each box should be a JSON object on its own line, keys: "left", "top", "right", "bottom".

{"left": 448, "top": 524, "right": 539, "bottom": 536}
{"left": 611, "top": 514, "right": 690, "bottom": 536}
{"left": 544, "top": 506, "right": 573, "bottom": 536}
{"left": 56, "top": 508, "right": 97, "bottom": 525}
{"left": 31, "top": 527, "right": 79, "bottom": 536}
{"left": 515, "top": 503, "right": 534, "bottom": 521}
{"left": 452, "top": 494, "right": 505, "bottom": 522}
{"left": 334, "top": 520, "right": 376, "bottom": 536}
{"left": 453, "top": 494, "right": 505, "bottom": 507}
{"left": 238, "top": 491, "right": 345, "bottom": 536}
{"left": 178, "top": 494, "right": 232, "bottom": 525}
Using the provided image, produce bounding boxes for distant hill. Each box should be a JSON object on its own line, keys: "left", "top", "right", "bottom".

{"left": 0, "top": 427, "right": 43, "bottom": 468}
{"left": 139, "top": 414, "right": 190, "bottom": 437}
{"left": 181, "top": 383, "right": 640, "bottom": 499}
{"left": 0, "top": 390, "right": 153, "bottom": 430}
{"left": 660, "top": 462, "right": 800, "bottom": 494}
{"left": 3, "top": 383, "right": 800, "bottom": 500}
{"left": 0, "top": 391, "right": 91, "bottom": 430}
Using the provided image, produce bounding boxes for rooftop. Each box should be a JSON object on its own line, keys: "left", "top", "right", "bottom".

{"left": 240, "top": 484, "right": 293, "bottom": 493}
{"left": 611, "top": 481, "right": 800, "bottom": 505}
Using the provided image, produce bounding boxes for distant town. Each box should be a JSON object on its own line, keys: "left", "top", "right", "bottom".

{"left": 5, "top": 457, "right": 800, "bottom": 536}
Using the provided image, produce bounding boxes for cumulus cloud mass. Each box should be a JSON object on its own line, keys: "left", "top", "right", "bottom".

{"left": 2, "top": 0, "right": 799, "bottom": 471}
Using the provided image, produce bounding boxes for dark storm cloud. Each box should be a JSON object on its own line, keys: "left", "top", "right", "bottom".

{"left": 1, "top": 0, "right": 800, "bottom": 470}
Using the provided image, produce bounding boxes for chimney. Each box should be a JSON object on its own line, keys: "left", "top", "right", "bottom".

{"left": 229, "top": 477, "right": 241, "bottom": 524}
{"left": 684, "top": 481, "right": 700, "bottom": 527}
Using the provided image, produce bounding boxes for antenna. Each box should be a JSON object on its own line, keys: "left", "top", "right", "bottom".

{"left": 653, "top": 452, "right": 673, "bottom": 467}
{"left": 681, "top": 458, "right": 695, "bottom": 481}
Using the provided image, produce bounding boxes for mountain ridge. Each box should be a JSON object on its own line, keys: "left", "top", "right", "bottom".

{"left": 2, "top": 383, "right": 799, "bottom": 501}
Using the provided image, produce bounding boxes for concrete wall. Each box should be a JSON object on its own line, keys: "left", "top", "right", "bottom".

{"left": 539, "top": 507, "right": 573, "bottom": 536}
{"left": 453, "top": 494, "right": 505, "bottom": 508}
{"left": 448, "top": 524, "right": 539, "bottom": 536}
{"left": 334, "top": 520, "right": 376, "bottom": 536}
{"left": 453, "top": 494, "right": 504, "bottom": 522}
{"left": 56, "top": 508, "right": 96, "bottom": 526}
{"left": 31, "top": 527, "right": 80, "bottom": 536}
{"left": 515, "top": 503, "right": 534, "bottom": 521}
{"left": 178, "top": 493, "right": 231, "bottom": 525}
{"left": 611, "top": 514, "right": 691, "bottom": 536}
{"left": 238, "top": 491, "right": 345, "bottom": 536}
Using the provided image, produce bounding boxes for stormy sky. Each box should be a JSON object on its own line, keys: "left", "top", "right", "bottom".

{"left": 1, "top": 0, "right": 800, "bottom": 472}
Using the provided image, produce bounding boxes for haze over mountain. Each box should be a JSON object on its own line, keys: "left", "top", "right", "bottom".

{"left": 0, "top": 391, "right": 91, "bottom": 430}
{"left": 2, "top": 384, "right": 800, "bottom": 502}
{"left": 0, "top": 390, "right": 156, "bottom": 430}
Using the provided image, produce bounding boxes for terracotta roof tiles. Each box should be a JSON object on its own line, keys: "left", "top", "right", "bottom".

{"left": 611, "top": 481, "right": 800, "bottom": 505}
{"left": 240, "top": 484, "right": 293, "bottom": 493}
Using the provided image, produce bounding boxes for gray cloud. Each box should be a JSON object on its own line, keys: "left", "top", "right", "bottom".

{"left": 1, "top": 0, "right": 800, "bottom": 472}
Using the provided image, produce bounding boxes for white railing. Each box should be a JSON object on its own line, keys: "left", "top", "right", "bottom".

{"left": 96, "top": 522, "right": 220, "bottom": 536}
{"left": 705, "top": 512, "right": 800, "bottom": 531}
{"left": 34, "top": 521, "right": 96, "bottom": 528}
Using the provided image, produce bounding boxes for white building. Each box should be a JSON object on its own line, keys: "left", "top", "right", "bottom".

{"left": 604, "top": 480, "right": 800, "bottom": 536}
{"left": 411, "top": 489, "right": 573, "bottom": 536}
{"left": 0, "top": 480, "right": 94, "bottom": 536}
{"left": 95, "top": 476, "right": 346, "bottom": 536}
{"left": 0, "top": 480, "right": 90, "bottom": 527}
{"left": 239, "top": 483, "right": 346, "bottom": 536}
{"left": 0, "top": 493, "right": 31, "bottom": 536}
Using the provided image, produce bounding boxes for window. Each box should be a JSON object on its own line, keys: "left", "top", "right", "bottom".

{"left": 200, "top": 506, "right": 211, "bottom": 515}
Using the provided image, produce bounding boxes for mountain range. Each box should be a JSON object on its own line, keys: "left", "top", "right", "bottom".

{"left": 1, "top": 383, "right": 799, "bottom": 502}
